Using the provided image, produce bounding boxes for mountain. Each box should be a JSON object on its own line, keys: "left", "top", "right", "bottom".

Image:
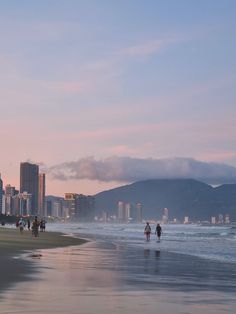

{"left": 94, "top": 179, "right": 236, "bottom": 221}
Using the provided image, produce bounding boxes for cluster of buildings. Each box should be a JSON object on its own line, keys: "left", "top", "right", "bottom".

{"left": 0, "top": 162, "right": 45, "bottom": 217}
{"left": 0, "top": 165, "right": 232, "bottom": 224}
{"left": 116, "top": 201, "right": 143, "bottom": 223}
{"left": 0, "top": 162, "right": 95, "bottom": 221}
{"left": 95, "top": 201, "right": 143, "bottom": 223}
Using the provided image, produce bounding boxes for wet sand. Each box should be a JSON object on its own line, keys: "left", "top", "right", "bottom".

{"left": 0, "top": 235, "right": 236, "bottom": 314}
{"left": 0, "top": 227, "right": 86, "bottom": 293}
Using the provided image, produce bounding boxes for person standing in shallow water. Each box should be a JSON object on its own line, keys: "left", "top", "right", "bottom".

{"left": 155, "top": 223, "right": 162, "bottom": 242}
{"left": 144, "top": 222, "right": 151, "bottom": 241}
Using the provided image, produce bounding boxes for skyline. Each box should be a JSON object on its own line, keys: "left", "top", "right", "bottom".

{"left": 1, "top": 1, "right": 236, "bottom": 196}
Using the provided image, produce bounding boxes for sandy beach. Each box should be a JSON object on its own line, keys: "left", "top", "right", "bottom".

{"left": 0, "top": 229, "right": 236, "bottom": 314}
{"left": 0, "top": 226, "right": 86, "bottom": 295}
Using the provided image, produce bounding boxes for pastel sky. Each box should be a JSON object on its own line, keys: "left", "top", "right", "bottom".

{"left": 0, "top": 0, "right": 236, "bottom": 196}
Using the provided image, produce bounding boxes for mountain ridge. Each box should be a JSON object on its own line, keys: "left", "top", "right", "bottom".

{"left": 94, "top": 179, "right": 236, "bottom": 221}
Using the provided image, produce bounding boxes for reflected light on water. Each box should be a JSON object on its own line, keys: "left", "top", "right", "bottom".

{"left": 0, "top": 241, "right": 235, "bottom": 314}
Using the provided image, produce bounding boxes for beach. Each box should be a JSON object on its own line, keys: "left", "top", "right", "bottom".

{"left": 0, "top": 226, "right": 86, "bottom": 295}
{"left": 0, "top": 225, "right": 236, "bottom": 314}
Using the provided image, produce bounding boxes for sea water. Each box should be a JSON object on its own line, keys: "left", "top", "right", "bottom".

{"left": 1, "top": 222, "right": 236, "bottom": 314}
{"left": 47, "top": 223, "right": 236, "bottom": 264}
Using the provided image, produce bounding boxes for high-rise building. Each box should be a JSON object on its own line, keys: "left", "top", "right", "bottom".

{"left": 0, "top": 174, "right": 3, "bottom": 214}
{"left": 162, "top": 207, "right": 169, "bottom": 224}
{"left": 117, "top": 201, "right": 125, "bottom": 222}
{"left": 64, "top": 193, "right": 95, "bottom": 221}
{"left": 5, "top": 184, "right": 17, "bottom": 197}
{"left": 38, "top": 173, "right": 46, "bottom": 217}
{"left": 64, "top": 193, "right": 76, "bottom": 218}
{"left": 125, "top": 203, "right": 132, "bottom": 222}
{"left": 20, "top": 162, "right": 39, "bottom": 215}
{"left": 135, "top": 203, "right": 143, "bottom": 223}
{"left": 4, "top": 184, "right": 18, "bottom": 215}
{"left": 76, "top": 194, "right": 95, "bottom": 221}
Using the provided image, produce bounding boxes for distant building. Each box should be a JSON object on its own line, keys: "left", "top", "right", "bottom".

{"left": 2, "top": 194, "right": 5, "bottom": 214}
{"left": 225, "top": 214, "right": 230, "bottom": 224}
{"left": 5, "top": 184, "right": 17, "bottom": 197}
{"left": 20, "top": 162, "right": 39, "bottom": 215}
{"left": 51, "top": 200, "right": 63, "bottom": 217}
{"left": 76, "top": 194, "right": 95, "bottom": 221}
{"left": 184, "top": 216, "right": 189, "bottom": 224}
{"left": 45, "top": 196, "right": 66, "bottom": 218}
{"left": 38, "top": 173, "right": 46, "bottom": 217}
{"left": 101, "top": 211, "right": 108, "bottom": 222}
{"left": 64, "top": 193, "right": 95, "bottom": 221}
{"left": 124, "top": 203, "right": 132, "bottom": 222}
{"left": 162, "top": 207, "right": 169, "bottom": 224}
{"left": 11, "top": 192, "right": 32, "bottom": 216}
{"left": 0, "top": 174, "right": 3, "bottom": 214}
{"left": 135, "top": 203, "right": 143, "bottom": 223}
{"left": 211, "top": 216, "right": 216, "bottom": 224}
{"left": 4, "top": 184, "right": 19, "bottom": 215}
{"left": 117, "top": 201, "right": 125, "bottom": 222}
{"left": 46, "top": 200, "right": 52, "bottom": 217}
{"left": 64, "top": 193, "right": 76, "bottom": 218}
{"left": 218, "top": 214, "right": 224, "bottom": 224}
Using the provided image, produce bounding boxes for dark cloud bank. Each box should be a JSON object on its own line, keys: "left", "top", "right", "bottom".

{"left": 47, "top": 156, "right": 236, "bottom": 185}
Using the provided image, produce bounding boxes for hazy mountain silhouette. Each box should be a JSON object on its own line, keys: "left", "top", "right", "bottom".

{"left": 94, "top": 179, "right": 236, "bottom": 221}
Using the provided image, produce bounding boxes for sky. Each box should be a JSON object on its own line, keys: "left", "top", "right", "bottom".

{"left": 0, "top": 0, "right": 236, "bottom": 196}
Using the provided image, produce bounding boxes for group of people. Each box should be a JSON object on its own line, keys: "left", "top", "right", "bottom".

{"left": 144, "top": 222, "right": 162, "bottom": 242}
{"left": 16, "top": 216, "right": 46, "bottom": 236}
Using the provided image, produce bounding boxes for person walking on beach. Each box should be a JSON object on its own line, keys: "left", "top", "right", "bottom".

{"left": 32, "top": 216, "right": 39, "bottom": 237}
{"left": 40, "top": 219, "right": 46, "bottom": 232}
{"left": 155, "top": 223, "right": 162, "bottom": 242}
{"left": 27, "top": 219, "right": 31, "bottom": 231}
{"left": 19, "top": 218, "right": 25, "bottom": 234}
{"left": 144, "top": 222, "right": 151, "bottom": 241}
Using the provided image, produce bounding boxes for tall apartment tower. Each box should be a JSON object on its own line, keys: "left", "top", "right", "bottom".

{"left": 38, "top": 173, "right": 46, "bottom": 217}
{"left": 117, "top": 201, "right": 125, "bottom": 222}
{"left": 0, "top": 174, "right": 3, "bottom": 214}
{"left": 20, "top": 162, "right": 39, "bottom": 215}
{"left": 135, "top": 202, "right": 143, "bottom": 223}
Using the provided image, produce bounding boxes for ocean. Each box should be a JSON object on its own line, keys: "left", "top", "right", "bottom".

{"left": 47, "top": 222, "right": 236, "bottom": 264}
{"left": 1, "top": 222, "right": 236, "bottom": 313}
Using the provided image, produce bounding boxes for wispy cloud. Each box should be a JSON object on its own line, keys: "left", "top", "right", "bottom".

{"left": 47, "top": 156, "right": 236, "bottom": 185}
{"left": 48, "top": 80, "right": 90, "bottom": 94}
{"left": 119, "top": 36, "right": 183, "bottom": 58}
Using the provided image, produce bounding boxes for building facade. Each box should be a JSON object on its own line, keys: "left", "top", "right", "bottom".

{"left": 4, "top": 184, "right": 18, "bottom": 215}
{"left": 20, "top": 162, "right": 39, "bottom": 215}
{"left": 0, "top": 174, "right": 2, "bottom": 214}
{"left": 135, "top": 202, "right": 143, "bottom": 223}
{"left": 38, "top": 173, "right": 46, "bottom": 217}
{"left": 64, "top": 193, "right": 95, "bottom": 221}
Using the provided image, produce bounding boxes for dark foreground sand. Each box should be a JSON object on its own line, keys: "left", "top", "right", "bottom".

{"left": 0, "top": 232, "right": 236, "bottom": 314}
{"left": 0, "top": 226, "right": 86, "bottom": 293}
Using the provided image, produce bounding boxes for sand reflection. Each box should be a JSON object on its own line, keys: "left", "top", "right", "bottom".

{"left": 1, "top": 241, "right": 235, "bottom": 314}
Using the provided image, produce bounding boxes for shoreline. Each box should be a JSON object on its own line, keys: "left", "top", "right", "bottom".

{"left": 1, "top": 237, "right": 236, "bottom": 313}
{"left": 0, "top": 226, "right": 87, "bottom": 295}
